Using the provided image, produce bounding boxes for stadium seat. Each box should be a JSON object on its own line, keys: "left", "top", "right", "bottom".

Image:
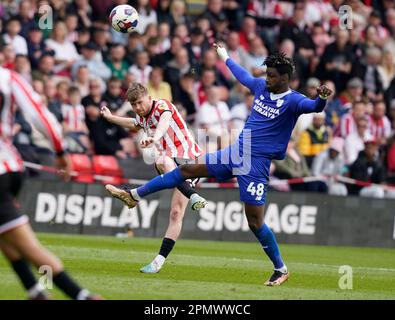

{"left": 69, "top": 154, "right": 94, "bottom": 183}
{"left": 92, "top": 155, "right": 123, "bottom": 185}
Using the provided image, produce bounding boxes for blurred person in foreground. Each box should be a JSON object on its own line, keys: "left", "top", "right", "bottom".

{"left": 0, "top": 65, "right": 100, "bottom": 300}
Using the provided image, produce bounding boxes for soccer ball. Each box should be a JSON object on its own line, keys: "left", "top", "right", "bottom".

{"left": 109, "top": 5, "right": 139, "bottom": 33}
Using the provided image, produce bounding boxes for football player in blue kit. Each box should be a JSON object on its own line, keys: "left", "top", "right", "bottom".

{"left": 106, "top": 43, "right": 332, "bottom": 286}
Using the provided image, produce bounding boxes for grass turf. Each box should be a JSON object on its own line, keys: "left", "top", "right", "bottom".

{"left": 0, "top": 233, "right": 394, "bottom": 300}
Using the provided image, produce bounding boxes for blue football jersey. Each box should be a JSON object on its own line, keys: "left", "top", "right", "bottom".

{"left": 226, "top": 59, "right": 327, "bottom": 160}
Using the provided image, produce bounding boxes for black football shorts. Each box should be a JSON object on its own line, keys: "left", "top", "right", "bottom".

{"left": 0, "top": 172, "right": 29, "bottom": 234}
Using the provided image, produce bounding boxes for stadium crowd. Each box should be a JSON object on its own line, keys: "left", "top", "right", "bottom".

{"left": 0, "top": 0, "right": 395, "bottom": 198}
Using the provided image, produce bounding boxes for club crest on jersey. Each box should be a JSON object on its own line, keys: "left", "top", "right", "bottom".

{"left": 276, "top": 99, "right": 284, "bottom": 107}
{"left": 157, "top": 103, "right": 168, "bottom": 111}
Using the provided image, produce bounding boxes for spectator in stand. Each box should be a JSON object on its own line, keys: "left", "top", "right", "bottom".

{"left": 377, "top": 49, "right": 395, "bottom": 91}
{"left": 247, "top": 36, "right": 268, "bottom": 69}
{"left": 61, "top": 86, "right": 91, "bottom": 153}
{"left": 198, "top": 48, "right": 232, "bottom": 89}
{"left": 74, "top": 27, "right": 91, "bottom": 54}
{"left": 2, "top": 17, "right": 28, "bottom": 55}
{"left": 14, "top": 54, "right": 31, "bottom": 83}
{"left": 44, "top": 78, "right": 62, "bottom": 122}
{"left": 195, "top": 86, "right": 232, "bottom": 152}
{"left": 134, "top": 0, "right": 158, "bottom": 35}
{"left": 174, "top": 72, "right": 197, "bottom": 124}
{"left": 173, "top": 23, "right": 190, "bottom": 45}
{"left": 72, "top": 42, "right": 111, "bottom": 81}
{"left": 279, "top": 1, "right": 315, "bottom": 77}
{"left": 73, "top": 64, "right": 90, "bottom": 98}
{"left": 66, "top": 0, "right": 92, "bottom": 30}
{"left": 226, "top": 31, "right": 252, "bottom": 71}
{"left": 322, "top": 80, "right": 348, "bottom": 130}
{"left": 344, "top": 116, "right": 373, "bottom": 166}
{"left": 105, "top": 43, "right": 129, "bottom": 81}
{"left": 338, "top": 77, "right": 364, "bottom": 107}
{"left": 298, "top": 112, "right": 331, "bottom": 168}
{"left": 156, "top": 0, "right": 172, "bottom": 25}
{"left": 293, "top": 77, "right": 321, "bottom": 140}
{"left": 238, "top": 16, "right": 258, "bottom": 52}
{"left": 91, "top": 27, "right": 111, "bottom": 62}
{"left": 368, "top": 100, "right": 392, "bottom": 147}
{"left": 64, "top": 13, "right": 79, "bottom": 43}
{"left": 230, "top": 91, "right": 254, "bottom": 136}
{"left": 273, "top": 138, "right": 327, "bottom": 193}
{"left": 2, "top": 43, "right": 15, "bottom": 70}
{"left": 32, "top": 52, "right": 55, "bottom": 82}
{"left": 147, "top": 66, "right": 172, "bottom": 102}
{"left": 45, "top": 21, "right": 80, "bottom": 76}
{"left": 185, "top": 27, "right": 210, "bottom": 69}
{"left": 362, "top": 46, "right": 384, "bottom": 102}
{"left": 82, "top": 76, "right": 129, "bottom": 158}
{"left": 102, "top": 77, "right": 125, "bottom": 113}
{"left": 312, "top": 137, "right": 347, "bottom": 196}
{"left": 338, "top": 100, "right": 367, "bottom": 139}
{"left": 348, "top": 139, "right": 387, "bottom": 198}
{"left": 202, "top": 0, "right": 226, "bottom": 30}
{"left": 168, "top": 0, "right": 192, "bottom": 31}
{"left": 128, "top": 50, "right": 152, "bottom": 86}
{"left": 14, "top": 0, "right": 36, "bottom": 39}
{"left": 316, "top": 29, "right": 354, "bottom": 92}
{"left": 157, "top": 22, "right": 171, "bottom": 54}
{"left": 164, "top": 47, "right": 190, "bottom": 97}
{"left": 311, "top": 22, "right": 332, "bottom": 57}
{"left": 26, "top": 26, "right": 52, "bottom": 70}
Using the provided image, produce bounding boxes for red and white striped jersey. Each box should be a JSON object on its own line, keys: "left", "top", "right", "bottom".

{"left": 368, "top": 115, "right": 392, "bottom": 141}
{"left": 0, "top": 67, "right": 64, "bottom": 175}
{"left": 61, "top": 103, "right": 86, "bottom": 132}
{"left": 338, "top": 112, "right": 357, "bottom": 138}
{"left": 135, "top": 99, "right": 201, "bottom": 159}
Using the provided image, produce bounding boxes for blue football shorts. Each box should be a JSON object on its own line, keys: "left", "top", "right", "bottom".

{"left": 205, "top": 145, "right": 270, "bottom": 205}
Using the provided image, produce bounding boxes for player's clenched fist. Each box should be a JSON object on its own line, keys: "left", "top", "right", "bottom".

{"left": 213, "top": 42, "right": 229, "bottom": 62}
{"left": 317, "top": 85, "right": 332, "bottom": 100}
{"left": 100, "top": 106, "right": 112, "bottom": 119}
{"left": 140, "top": 137, "right": 155, "bottom": 148}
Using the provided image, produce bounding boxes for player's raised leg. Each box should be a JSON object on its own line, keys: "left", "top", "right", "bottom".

{"left": 244, "top": 203, "right": 289, "bottom": 286}
{"left": 106, "top": 163, "right": 211, "bottom": 208}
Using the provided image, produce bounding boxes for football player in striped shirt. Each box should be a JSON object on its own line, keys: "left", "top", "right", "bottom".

{"left": 101, "top": 83, "right": 207, "bottom": 273}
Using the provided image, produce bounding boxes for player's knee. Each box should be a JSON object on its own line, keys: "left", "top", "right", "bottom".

{"left": 169, "top": 207, "right": 183, "bottom": 223}
{"left": 179, "top": 164, "right": 195, "bottom": 179}
{"left": 248, "top": 222, "right": 260, "bottom": 233}
{"left": 155, "top": 156, "right": 174, "bottom": 173}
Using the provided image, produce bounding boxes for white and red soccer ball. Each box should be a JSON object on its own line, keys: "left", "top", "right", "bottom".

{"left": 109, "top": 4, "right": 139, "bottom": 33}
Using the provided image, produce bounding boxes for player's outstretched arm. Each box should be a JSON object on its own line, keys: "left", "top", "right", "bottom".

{"left": 100, "top": 105, "right": 140, "bottom": 131}
{"left": 296, "top": 85, "right": 332, "bottom": 114}
{"left": 213, "top": 43, "right": 260, "bottom": 93}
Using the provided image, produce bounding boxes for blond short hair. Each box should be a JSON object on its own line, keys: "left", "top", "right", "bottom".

{"left": 126, "top": 83, "right": 148, "bottom": 103}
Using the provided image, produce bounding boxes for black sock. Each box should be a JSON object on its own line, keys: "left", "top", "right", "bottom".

{"left": 177, "top": 181, "right": 196, "bottom": 199}
{"left": 53, "top": 271, "right": 85, "bottom": 300}
{"left": 11, "top": 259, "right": 37, "bottom": 290}
{"left": 159, "top": 238, "right": 175, "bottom": 258}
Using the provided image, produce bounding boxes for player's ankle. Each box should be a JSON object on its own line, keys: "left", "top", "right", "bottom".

{"left": 130, "top": 189, "right": 141, "bottom": 201}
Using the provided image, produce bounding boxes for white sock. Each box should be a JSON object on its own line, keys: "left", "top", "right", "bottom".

{"left": 130, "top": 188, "right": 141, "bottom": 201}
{"left": 27, "top": 283, "right": 46, "bottom": 298}
{"left": 275, "top": 265, "right": 288, "bottom": 274}
{"left": 153, "top": 255, "right": 166, "bottom": 267}
{"left": 76, "top": 289, "right": 91, "bottom": 300}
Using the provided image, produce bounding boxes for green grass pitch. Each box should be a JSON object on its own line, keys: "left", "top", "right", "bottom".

{"left": 0, "top": 233, "right": 394, "bottom": 300}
